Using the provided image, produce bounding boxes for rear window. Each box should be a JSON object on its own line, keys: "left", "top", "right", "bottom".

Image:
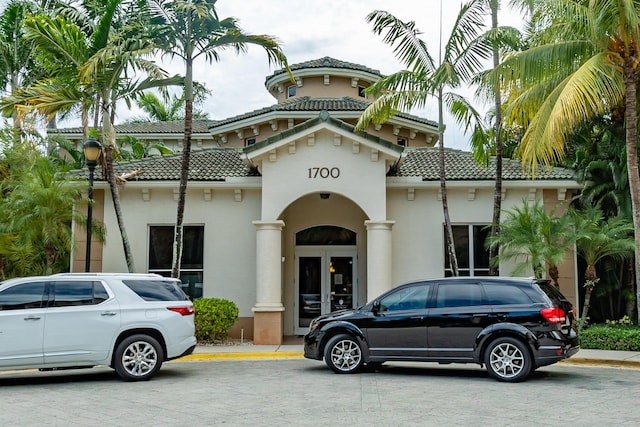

{"left": 122, "top": 279, "right": 189, "bottom": 301}
{"left": 483, "top": 283, "right": 533, "bottom": 305}
{"left": 536, "top": 281, "right": 569, "bottom": 304}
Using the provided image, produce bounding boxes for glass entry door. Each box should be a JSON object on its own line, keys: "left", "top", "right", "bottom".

{"left": 295, "top": 248, "right": 356, "bottom": 335}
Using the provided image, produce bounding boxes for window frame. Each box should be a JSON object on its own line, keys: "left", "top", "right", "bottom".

{"left": 148, "top": 224, "right": 204, "bottom": 299}
{"left": 444, "top": 224, "right": 494, "bottom": 277}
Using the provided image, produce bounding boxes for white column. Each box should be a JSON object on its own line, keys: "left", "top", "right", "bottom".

{"left": 252, "top": 220, "right": 285, "bottom": 312}
{"left": 365, "top": 220, "right": 395, "bottom": 299}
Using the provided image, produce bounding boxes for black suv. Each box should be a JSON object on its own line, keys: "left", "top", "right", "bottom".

{"left": 304, "top": 277, "right": 579, "bottom": 382}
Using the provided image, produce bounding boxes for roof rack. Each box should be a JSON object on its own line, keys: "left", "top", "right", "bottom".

{"left": 51, "top": 273, "right": 164, "bottom": 277}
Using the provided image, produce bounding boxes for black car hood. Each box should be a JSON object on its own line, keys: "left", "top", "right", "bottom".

{"left": 315, "top": 307, "right": 363, "bottom": 323}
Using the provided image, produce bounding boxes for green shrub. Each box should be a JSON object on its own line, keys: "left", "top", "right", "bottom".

{"left": 193, "top": 298, "right": 239, "bottom": 343}
{"left": 580, "top": 324, "right": 640, "bottom": 351}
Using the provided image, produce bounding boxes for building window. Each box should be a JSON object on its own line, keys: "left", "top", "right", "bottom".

{"left": 245, "top": 137, "right": 256, "bottom": 146}
{"left": 358, "top": 86, "right": 366, "bottom": 98}
{"left": 397, "top": 137, "right": 408, "bottom": 147}
{"left": 444, "top": 224, "right": 493, "bottom": 277}
{"left": 148, "top": 225, "right": 204, "bottom": 299}
{"left": 287, "top": 85, "right": 296, "bottom": 98}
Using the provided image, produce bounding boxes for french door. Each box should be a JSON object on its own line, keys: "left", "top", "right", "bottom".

{"left": 295, "top": 247, "right": 357, "bottom": 335}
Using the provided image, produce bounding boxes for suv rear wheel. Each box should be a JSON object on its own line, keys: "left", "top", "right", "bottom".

{"left": 114, "top": 334, "right": 164, "bottom": 381}
{"left": 484, "top": 337, "right": 531, "bottom": 382}
{"left": 324, "top": 334, "right": 363, "bottom": 374}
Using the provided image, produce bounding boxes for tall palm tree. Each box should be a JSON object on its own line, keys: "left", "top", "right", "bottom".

{"left": 147, "top": 0, "right": 291, "bottom": 279}
{"left": 570, "top": 206, "right": 635, "bottom": 332}
{"left": 0, "top": 0, "right": 43, "bottom": 134}
{"left": 3, "top": 0, "right": 180, "bottom": 272}
{"left": 356, "top": 0, "right": 490, "bottom": 275}
{"left": 491, "top": 0, "right": 640, "bottom": 322}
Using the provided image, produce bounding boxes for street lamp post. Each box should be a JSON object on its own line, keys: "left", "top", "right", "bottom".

{"left": 83, "top": 138, "right": 102, "bottom": 272}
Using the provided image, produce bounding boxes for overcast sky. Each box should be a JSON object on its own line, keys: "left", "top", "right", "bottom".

{"left": 3, "top": 0, "right": 524, "bottom": 151}
{"left": 168, "top": 0, "right": 524, "bottom": 151}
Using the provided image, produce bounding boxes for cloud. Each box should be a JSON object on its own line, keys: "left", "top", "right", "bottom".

{"left": 43, "top": 0, "right": 523, "bottom": 150}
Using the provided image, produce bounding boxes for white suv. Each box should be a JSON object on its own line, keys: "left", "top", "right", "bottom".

{"left": 0, "top": 273, "right": 196, "bottom": 381}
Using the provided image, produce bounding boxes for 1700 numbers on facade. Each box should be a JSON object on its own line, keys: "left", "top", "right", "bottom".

{"left": 308, "top": 167, "right": 340, "bottom": 179}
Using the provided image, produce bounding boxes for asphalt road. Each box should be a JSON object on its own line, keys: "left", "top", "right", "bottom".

{"left": 1, "top": 359, "right": 639, "bottom": 426}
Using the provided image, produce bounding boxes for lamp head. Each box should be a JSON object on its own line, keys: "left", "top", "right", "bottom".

{"left": 83, "top": 138, "right": 102, "bottom": 167}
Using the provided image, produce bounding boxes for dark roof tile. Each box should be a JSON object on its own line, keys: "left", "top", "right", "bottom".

{"left": 398, "top": 148, "right": 575, "bottom": 180}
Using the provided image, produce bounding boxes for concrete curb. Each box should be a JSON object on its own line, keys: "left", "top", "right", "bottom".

{"left": 180, "top": 351, "right": 304, "bottom": 361}
{"left": 176, "top": 352, "right": 640, "bottom": 369}
{"left": 559, "top": 357, "right": 640, "bottom": 369}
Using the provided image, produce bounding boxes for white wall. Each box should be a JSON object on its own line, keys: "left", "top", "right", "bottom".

{"left": 100, "top": 184, "right": 262, "bottom": 316}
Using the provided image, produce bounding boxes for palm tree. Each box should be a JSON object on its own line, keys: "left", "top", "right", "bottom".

{"left": 127, "top": 83, "right": 210, "bottom": 122}
{"left": 570, "top": 206, "right": 635, "bottom": 332}
{"left": 356, "top": 0, "right": 491, "bottom": 275}
{"left": 486, "top": 198, "right": 573, "bottom": 284}
{"left": 1, "top": 143, "right": 105, "bottom": 276}
{"left": 491, "top": 0, "right": 640, "bottom": 322}
{"left": 147, "top": 0, "right": 291, "bottom": 278}
{"left": 3, "top": 0, "right": 180, "bottom": 272}
{"left": 0, "top": 0, "right": 44, "bottom": 135}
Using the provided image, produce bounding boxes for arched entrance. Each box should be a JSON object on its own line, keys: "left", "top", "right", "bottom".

{"left": 294, "top": 226, "right": 357, "bottom": 334}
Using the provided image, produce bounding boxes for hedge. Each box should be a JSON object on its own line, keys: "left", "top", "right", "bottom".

{"left": 580, "top": 325, "right": 640, "bottom": 351}
{"left": 193, "top": 297, "right": 239, "bottom": 343}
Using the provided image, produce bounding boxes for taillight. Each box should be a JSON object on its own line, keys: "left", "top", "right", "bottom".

{"left": 540, "top": 307, "right": 566, "bottom": 324}
{"left": 167, "top": 305, "right": 195, "bottom": 316}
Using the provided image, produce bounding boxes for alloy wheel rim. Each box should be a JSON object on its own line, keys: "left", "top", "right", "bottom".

{"left": 122, "top": 341, "right": 158, "bottom": 377}
{"left": 489, "top": 342, "right": 525, "bottom": 378}
{"left": 330, "top": 340, "right": 361, "bottom": 371}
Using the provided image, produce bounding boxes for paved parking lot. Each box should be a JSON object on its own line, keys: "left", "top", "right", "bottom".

{"left": 1, "top": 359, "right": 640, "bottom": 426}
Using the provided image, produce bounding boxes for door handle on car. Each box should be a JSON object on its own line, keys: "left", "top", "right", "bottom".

{"left": 23, "top": 316, "right": 41, "bottom": 321}
{"left": 472, "top": 313, "right": 489, "bottom": 318}
{"left": 101, "top": 311, "right": 117, "bottom": 316}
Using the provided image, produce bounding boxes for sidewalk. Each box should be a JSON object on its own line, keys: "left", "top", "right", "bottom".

{"left": 180, "top": 343, "right": 640, "bottom": 369}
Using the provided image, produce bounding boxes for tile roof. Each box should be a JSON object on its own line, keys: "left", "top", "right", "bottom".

{"left": 209, "top": 96, "right": 438, "bottom": 129}
{"left": 48, "top": 120, "right": 216, "bottom": 135}
{"left": 398, "top": 148, "right": 575, "bottom": 180}
{"left": 244, "top": 111, "right": 404, "bottom": 155}
{"left": 72, "top": 148, "right": 256, "bottom": 182}
{"left": 72, "top": 146, "right": 574, "bottom": 183}
{"left": 265, "top": 57, "right": 384, "bottom": 81}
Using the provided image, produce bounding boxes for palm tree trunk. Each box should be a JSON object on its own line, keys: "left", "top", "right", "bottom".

{"left": 102, "top": 101, "right": 136, "bottom": 272}
{"left": 622, "top": 68, "right": 640, "bottom": 324}
{"left": 172, "top": 99, "right": 192, "bottom": 278}
{"left": 438, "top": 88, "right": 458, "bottom": 275}
{"left": 488, "top": 0, "right": 502, "bottom": 276}
{"left": 104, "top": 145, "right": 136, "bottom": 273}
{"left": 626, "top": 259, "right": 635, "bottom": 319}
{"left": 578, "top": 264, "right": 598, "bottom": 334}
{"left": 172, "top": 55, "right": 194, "bottom": 279}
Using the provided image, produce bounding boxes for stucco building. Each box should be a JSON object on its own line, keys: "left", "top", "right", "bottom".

{"left": 55, "top": 57, "right": 581, "bottom": 344}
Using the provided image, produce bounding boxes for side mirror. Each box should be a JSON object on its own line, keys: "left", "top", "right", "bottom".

{"left": 372, "top": 300, "right": 381, "bottom": 315}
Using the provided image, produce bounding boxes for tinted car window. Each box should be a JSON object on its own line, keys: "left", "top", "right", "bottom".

{"left": 483, "top": 284, "right": 533, "bottom": 305}
{"left": 50, "top": 281, "right": 109, "bottom": 307}
{"left": 435, "top": 283, "right": 484, "bottom": 308}
{"left": 379, "top": 284, "right": 430, "bottom": 312}
{"left": 0, "top": 282, "right": 46, "bottom": 310}
{"left": 122, "top": 279, "right": 188, "bottom": 301}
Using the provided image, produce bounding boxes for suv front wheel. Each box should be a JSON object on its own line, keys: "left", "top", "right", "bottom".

{"left": 484, "top": 337, "right": 531, "bottom": 382}
{"left": 324, "top": 334, "right": 364, "bottom": 374}
{"left": 114, "top": 334, "right": 164, "bottom": 381}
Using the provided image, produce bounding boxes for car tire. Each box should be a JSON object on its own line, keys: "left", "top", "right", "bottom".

{"left": 484, "top": 337, "right": 532, "bottom": 382}
{"left": 324, "top": 333, "right": 364, "bottom": 374}
{"left": 114, "top": 334, "right": 164, "bottom": 382}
